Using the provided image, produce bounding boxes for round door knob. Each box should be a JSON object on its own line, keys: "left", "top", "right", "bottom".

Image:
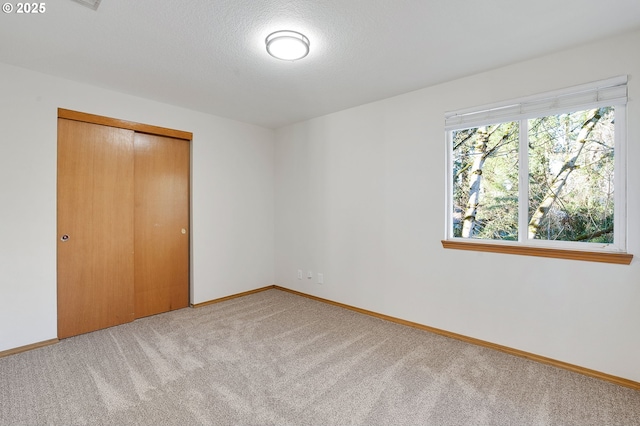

{"left": 61, "top": 234, "right": 70, "bottom": 242}
{"left": 181, "top": 228, "right": 186, "bottom": 234}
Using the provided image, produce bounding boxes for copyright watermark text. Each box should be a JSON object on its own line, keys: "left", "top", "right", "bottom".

{"left": 3, "top": 3, "right": 46, "bottom": 13}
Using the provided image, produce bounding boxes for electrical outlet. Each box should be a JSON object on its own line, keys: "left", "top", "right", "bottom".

{"left": 297, "top": 269, "right": 303, "bottom": 280}
{"left": 317, "top": 273, "right": 324, "bottom": 284}
{"left": 307, "top": 270, "right": 313, "bottom": 279}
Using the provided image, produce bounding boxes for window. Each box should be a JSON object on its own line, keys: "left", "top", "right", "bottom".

{"left": 444, "top": 77, "right": 631, "bottom": 263}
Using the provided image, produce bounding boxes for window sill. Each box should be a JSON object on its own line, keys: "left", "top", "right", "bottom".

{"left": 441, "top": 240, "right": 633, "bottom": 265}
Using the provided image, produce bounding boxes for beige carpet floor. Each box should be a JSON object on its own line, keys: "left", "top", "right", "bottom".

{"left": 1, "top": 289, "right": 639, "bottom": 425}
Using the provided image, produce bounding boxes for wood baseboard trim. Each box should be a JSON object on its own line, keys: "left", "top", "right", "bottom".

{"left": 0, "top": 338, "right": 59, "bottom": 358}
{"left": 274, "top": 286, "right": 640, "bottom": 391}
{"left": 191, "top": 285, "right": 276, "bottom": 308}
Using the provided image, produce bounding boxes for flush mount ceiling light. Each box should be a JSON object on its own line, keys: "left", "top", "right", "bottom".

{"left": 265, "top": 31, "right": 310, "bottom": 61}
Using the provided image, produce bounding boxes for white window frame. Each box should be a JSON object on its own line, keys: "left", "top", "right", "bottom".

{"left": 444, "top": 76, "right": 628, "bottom": 255}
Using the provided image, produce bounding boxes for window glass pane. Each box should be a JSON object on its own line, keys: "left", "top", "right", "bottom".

{"left": 452, "top": 122, "right": 519, "bottom": 240}
{"left": 527, "top": 108, "right": 615, "bottom": 243}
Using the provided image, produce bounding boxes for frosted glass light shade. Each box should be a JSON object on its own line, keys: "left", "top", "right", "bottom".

{"left": 265, "top": 31, "right": 310, "bottom": 61}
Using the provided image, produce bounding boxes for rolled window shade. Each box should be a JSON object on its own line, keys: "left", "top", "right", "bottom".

{"left": 445, "top": 76, "right": 627, "bottom": 131}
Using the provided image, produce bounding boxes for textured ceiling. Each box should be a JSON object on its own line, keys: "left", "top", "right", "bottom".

{"left": 1, "top": 0, "right": 640, "bottom": 128}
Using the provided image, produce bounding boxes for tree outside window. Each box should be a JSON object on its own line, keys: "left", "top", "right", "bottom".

{"left": 446, "top": 77, "right": 626, "bottom": 252}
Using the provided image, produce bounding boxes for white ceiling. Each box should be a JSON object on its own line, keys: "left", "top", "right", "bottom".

{"left": 2, "top": 0, "right": 640, "bottom": 128}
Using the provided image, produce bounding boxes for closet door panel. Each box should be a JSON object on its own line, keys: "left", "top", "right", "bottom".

{"left": 134, "top": 133, "right": 190, "bottom": 318}
{"left": 57, "top": 119, "right": 135, "bottom": 338}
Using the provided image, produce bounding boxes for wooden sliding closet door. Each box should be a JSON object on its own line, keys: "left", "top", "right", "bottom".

{"left": 57, "top": 109, "right": 191, "bottom": 338}
{"left": 134, "top": 133, "right": 190, "bottom": 318}
{"left": 57, "top": 119, "right": 135, "bottom": 339}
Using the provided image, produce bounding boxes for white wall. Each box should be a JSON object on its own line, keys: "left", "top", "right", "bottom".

{"left": 0, "top": 63, "right": 275, "bottom": 352}
{"left": 274, "top": 30, "right": 640, "bottom": 382}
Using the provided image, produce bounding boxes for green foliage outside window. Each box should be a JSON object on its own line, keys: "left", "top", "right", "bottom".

{"left": 452, "top": 107, "right": 615, "bottom": 243}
